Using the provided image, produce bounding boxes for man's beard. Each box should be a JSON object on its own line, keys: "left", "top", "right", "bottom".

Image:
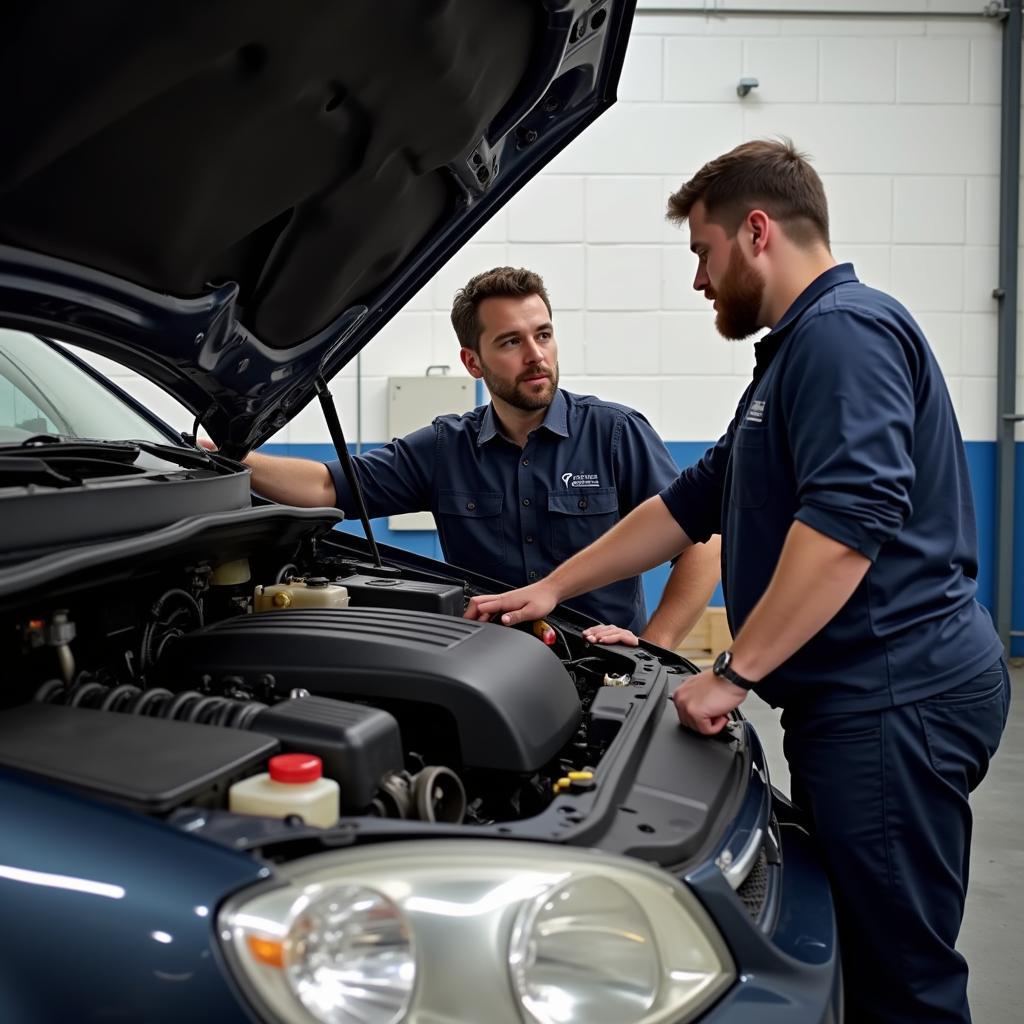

{"left": 712, "top": 244, "right": 765, "bottom": 340}
{"left": 481, "top": 361, "right": 560, "bottom": 411}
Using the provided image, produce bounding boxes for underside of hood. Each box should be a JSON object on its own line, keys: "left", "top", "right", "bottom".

{"left": 0, "top": 0, "right": 635, "bottom": 453}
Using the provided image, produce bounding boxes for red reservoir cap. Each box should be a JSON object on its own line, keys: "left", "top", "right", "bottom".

{"left": 269, "top": 753, "right": 322, "bottom": 784}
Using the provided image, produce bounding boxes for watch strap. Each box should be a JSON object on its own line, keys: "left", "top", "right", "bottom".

{"left": 713, "top": 650, "right": 756, "bottom": 690}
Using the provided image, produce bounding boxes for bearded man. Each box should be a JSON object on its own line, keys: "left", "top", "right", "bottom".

{"left": 466, "top": 143, "right": 1009, "bottom": 1024}
{"left": 230, "top": 265, "right": 721, "bottom": 645}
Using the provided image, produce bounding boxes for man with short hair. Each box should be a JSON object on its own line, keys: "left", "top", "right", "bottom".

{"left": 466, "top": 141, "right": 1009, "bottom": 1024}
{"left": 233, "top": 265, "right": 721, "bottom": 646}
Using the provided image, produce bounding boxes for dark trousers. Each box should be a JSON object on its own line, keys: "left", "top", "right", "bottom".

{"left": 781, "top": 659, "right": 1011, "bottom": 1024}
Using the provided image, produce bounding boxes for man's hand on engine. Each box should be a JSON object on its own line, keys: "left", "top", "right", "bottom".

{"left": 464, "top": 581, "right": 559, "bottom": 626}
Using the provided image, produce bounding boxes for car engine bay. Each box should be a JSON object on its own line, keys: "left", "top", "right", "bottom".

{"left": 0, "top": 508, "right": 673, "bottom": 838}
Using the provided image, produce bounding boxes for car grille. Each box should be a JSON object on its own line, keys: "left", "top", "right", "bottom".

{"left": 736, "top": 846, "right": 769, "bottom": 919}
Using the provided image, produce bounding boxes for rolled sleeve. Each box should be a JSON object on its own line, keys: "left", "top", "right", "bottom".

{"left": 794, "top": 504, "right": 884, "bottom": 560}
{"left": 325, "top": 423, "right": 435, "bottom": 519}
{"left": 784, "top": 310, "right": 916, "bottom": 560}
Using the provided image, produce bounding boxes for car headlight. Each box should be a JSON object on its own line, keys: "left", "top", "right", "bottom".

{"left": 220, "top": 840, "right": 734, "bottom": 1024}
{"left": 510, "top": 875, "right": 660, "bottom": 1024}
{"left": 223, "top": 881, "right": 414, "bottom": 1024}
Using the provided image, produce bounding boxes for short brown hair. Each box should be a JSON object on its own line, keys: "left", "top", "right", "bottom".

{"left": 450, "top": 266, "right": 552, "bottom": 351}
{"left": 667, "top": 138, "right": 830, "bottom": 248}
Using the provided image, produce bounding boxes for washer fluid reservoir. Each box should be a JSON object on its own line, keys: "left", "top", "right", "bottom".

{"left": 229, "top": 753, "right": 340, "bottom": 827}
{"left": 253, "top": 577, "right": 349, "bottom": 612}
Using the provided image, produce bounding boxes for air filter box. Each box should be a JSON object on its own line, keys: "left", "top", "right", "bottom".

{"left": 337, "top": 573, "right": 464, "bottom": 617}
{"left": 250, "top": 697, "right": 402, "bottom": 810}
{"left": 0, "top": 702, "right": 277, "bottom": 813}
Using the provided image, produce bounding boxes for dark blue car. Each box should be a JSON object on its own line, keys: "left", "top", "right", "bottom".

{"left": 0, "top": 2, "right": 840, "bottom": 1021}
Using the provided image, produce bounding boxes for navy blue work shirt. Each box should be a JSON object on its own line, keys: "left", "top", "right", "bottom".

{"left": 325, "top": 389, "right": 680, "bottom": 632}
{"left": 661, "top": 264, "right": 1001, "bottom": 715}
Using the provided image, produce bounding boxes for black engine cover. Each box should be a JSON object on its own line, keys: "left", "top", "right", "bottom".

{"left": 163, "top": 608, "right": 581, "bottom": 773}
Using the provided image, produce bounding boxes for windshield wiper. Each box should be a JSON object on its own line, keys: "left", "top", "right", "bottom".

{"left": 0, "top": 436, "right": 224, "bottom": 475}
{"left": 132, "top": 439, "right": 217, "bottom": 469}
{"left": 0, "top": 437, "right": 141, "bottom": 464}
{"left": 9, "top": 433, "right": 62, "bottom": 445}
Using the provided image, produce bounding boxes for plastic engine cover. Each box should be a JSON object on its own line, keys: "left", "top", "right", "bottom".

{"left": 163, "top": 608, "right": 581, "bottom": 773}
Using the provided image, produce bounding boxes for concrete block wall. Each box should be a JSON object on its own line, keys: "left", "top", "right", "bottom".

{"left": 78, "top": 2, "right": 1024, "bottom": 637}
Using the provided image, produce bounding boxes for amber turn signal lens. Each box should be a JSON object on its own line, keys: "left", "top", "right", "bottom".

{"left": 246, "top": 934, "right": 285, "bottom": 969}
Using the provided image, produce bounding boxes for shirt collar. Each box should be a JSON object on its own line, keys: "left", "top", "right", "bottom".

{"left": 754, "top": 262, "right": 859, "bottom": 374}
{"left": 476, "top": 388, "right": 570, "bottom": 446}
{"left": 542, "top": 388, "right": 570, "bottom": 437}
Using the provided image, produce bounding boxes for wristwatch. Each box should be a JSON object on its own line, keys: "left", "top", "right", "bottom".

{"left": 712, "top": 649, "right": 756, "bottom": 690}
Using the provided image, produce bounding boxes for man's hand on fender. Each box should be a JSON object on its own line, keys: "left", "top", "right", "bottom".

{"left": 582, "top": 624, "right": 639, "bottom": 646}
{"left": 671, "top": 668, "right": 748, "bottom": 735}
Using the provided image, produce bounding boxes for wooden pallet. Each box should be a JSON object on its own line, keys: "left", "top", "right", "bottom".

{"left": 675, "top": 606, "right": 732, "bottom": 669}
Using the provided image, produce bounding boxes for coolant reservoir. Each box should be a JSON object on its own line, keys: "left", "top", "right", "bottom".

{"left": 253, "top": 577, "right": 349, "bottom": 612}
{"left": 229, "top": 753, "right": 340, "bottom": 827}
{"left": 211, "top": 558, "right": 251, "bottom": 586}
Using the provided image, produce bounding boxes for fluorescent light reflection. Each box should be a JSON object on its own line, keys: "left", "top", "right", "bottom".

{"left": 231, "top": 911, "right": 288, "bottom": 937}
{"left": 0, "top": 863, "right": 125, "bottom": 900}
{"left": 406, "top": 873, "right": 567, "bottom": 919}
{"left": 529, "top": 986, "right": 576, "bottom": 1024}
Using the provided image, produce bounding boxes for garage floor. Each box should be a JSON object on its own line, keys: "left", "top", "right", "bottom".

{"left": 741, "top": 665, "right": 1024, "bottom": 1022}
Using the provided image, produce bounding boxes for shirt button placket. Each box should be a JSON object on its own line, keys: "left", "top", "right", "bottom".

{"left": 519, "top": 440, "right": 539, "bottom": 581}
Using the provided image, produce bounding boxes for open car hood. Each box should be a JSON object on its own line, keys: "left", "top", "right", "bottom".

{"left": 0, "top": 0, "right": 635, "bottom": 454}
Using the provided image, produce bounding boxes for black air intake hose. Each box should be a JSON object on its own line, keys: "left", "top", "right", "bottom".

{"left": 35, "top": 680, "right": 267, "bottom": 729}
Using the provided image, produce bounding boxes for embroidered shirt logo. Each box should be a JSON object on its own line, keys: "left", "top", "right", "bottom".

{"left": 746, "top": 399, "right": 766, "bottom": 424}
{"left": 561, "top": 472, "right": 600, "bottom": 488}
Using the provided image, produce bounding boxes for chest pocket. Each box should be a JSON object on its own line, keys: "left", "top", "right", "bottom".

{"left": 730, "top": 426, "right": 768, "bottom": 509}
{"left": 547, "top": 487, "right": 619, "bottom": 560}
{"left": 437, "top": 490, "right": 506, "bottom": 568}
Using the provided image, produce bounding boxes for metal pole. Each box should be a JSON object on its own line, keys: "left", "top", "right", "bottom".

{"left": 316, "top": 376, "right": 383, "bottom": 568}
{"left": 356, "top": 351, "right": 363, "bottom": 455}
{"left": 995, "top": 0, "right": 1022, "bottom": 651}
{"left": 641, "top": 2, "right": 999, "bottom": 20}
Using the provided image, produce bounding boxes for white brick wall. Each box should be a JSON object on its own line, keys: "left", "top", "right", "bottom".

{"left": 84, "top": 5, "right": 1013, "bottom": 447}
{"left": 892, "top": 178, "right": 965, "bottom": 244}
{"left": 355, "top": 7, "right": 1007, "bottom": 444}
{"left": 821, "top": 38, "right": 897, "bottom": 103}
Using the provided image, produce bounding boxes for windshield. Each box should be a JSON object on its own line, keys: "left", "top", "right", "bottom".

{"left": 0, "top": 329, "right": 170, "bottom": 446}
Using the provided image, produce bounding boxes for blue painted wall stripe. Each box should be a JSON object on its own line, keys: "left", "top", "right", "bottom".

{"left": 265, "top": 439, "right": 1017, "bottom": 653}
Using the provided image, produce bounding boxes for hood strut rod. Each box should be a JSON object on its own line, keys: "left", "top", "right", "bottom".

{"left": 315, "top": 376, "right": 383, "bottom": 568}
